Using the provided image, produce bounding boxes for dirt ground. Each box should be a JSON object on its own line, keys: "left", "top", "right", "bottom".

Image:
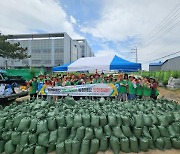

{"left": 158, "top": 87, "right": 180, "bottom": 103}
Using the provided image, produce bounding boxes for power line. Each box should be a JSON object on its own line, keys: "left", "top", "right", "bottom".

{"left": 140, "top": 19, "right": 180, "bottom": 47}
{"left": 138, "top": 2, "right": 180, "bottom": 47}
{"left": 141, "top": 3, "right": 180, "bottom": 41}
{"left": 144, "top": 50, "right": 180, "bottom": 64}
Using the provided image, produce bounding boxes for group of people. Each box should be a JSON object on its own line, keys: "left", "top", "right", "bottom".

{"left": 28, "top": 72, "right": 159, "bottom": 101}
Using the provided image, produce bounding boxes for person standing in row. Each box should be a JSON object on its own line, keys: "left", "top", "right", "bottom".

{"left": 29, "top": 77, "right": 38, "bottom": 100}
{"left": 128, "top": 75, "right": 137, "bottom": 100}
{"left": 116, "top": 74, "right": 127, "bottom": 101}
{"left": 136, "top": 78, "right": 143, "bottom": 99}
{"left": 143, "top": 77, "right": 152, "bottom": 99}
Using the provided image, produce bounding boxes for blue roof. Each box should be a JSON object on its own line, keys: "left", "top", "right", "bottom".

{"left": 149, "top": 62, "right": 163, "bottom": 66}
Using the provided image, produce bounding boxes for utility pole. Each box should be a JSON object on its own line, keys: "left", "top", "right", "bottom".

{"left": 131, "top": 46, "right": 138, "bottom": 63}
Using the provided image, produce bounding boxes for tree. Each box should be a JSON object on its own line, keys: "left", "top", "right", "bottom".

{"left": 0, "top": 34, "right": 30, "bottom": 68}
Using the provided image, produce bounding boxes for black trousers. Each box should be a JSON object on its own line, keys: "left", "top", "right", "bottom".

{"left": 30, "top": 93, "right": 37, "bottom": 100}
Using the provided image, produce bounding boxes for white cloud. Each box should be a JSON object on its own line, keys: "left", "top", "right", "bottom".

{"left": 0, "top": 0, "right": 82, "bottom": 39}
{"left": 81, "top": 0, "right": 180, "bottom": 70}
{"left": 70, "top": 15, "right": 77, "bottom": 24}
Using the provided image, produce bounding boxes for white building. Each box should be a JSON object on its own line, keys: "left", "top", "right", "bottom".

{"left": 0, "top": 33, "right": 94, "bottom": 69}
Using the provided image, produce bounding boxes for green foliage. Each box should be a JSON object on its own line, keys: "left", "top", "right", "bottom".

{"left": 0, "top": 34, "right": 29, "bottom": 59}
{"left": 134, "top": 70, "right": 180, "bottom": 82}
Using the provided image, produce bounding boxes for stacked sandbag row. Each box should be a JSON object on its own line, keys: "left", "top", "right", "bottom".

{"left": 0, "top": 97, "right": 180, "bottom": 154}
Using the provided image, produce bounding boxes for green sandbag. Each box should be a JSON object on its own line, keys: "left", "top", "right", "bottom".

{"left": 91, "top": 115, "right": 99, "bottom": 127}
{"left": 168, "top": 125, "right": 177, "bottom": 137}
{"left": 56, "top": 115, "right": 66, "bottom": 127}
{"left": 108, "top": 114, "right": 117, "bottom": 127}
{"left": 139, "top": 137, "right": 149, "bottom": 152}
{"left": 150, "top": 114, "right": 159, "bottom": 125}
{"left": 99, "top": 137, "right": 108, "bottom": 152}
{"left": 94, "top": 127, "right": 104, "bottom": 140}
{"left": 174, "top": 112, "right": 180, "bottom": 121}
{"left": 47, "top": 143, "right": 56, "bottom": 153}
{"left": 157, "top": 115, "right": 169, "bottom": 127}
{"left": 164, "top": 138, "right": 172, "bottom": 149}
{"left": 155, "top": 137, "right": 164, "bottom": 150}
{"left": 29, "top": 119, "right": 38, "bottom": 132}
{"left": 69, "top": 127, "right": 77, "bottom": 139}
{"left": 2, "top": 130, "right": 12, "bottom": 141}
{"left": 5, "top": 119, "right": 13, "bottom": 130}
{"left": 13, "top": 114, "right": 24, "bottom": 128}
{"left": 82, "top": 114, "right": 91, "bottom": 127}
{"left": 110, "top": 136, "right": 120, "bottom": 154}
{"left": 58, "top": 127, "right": 68, "bottom": 142}
{"left": 15, "top": 145, "right": 23, "bottom": 154}
{"left": 122, "top": 125, "right": 133, "bottom": 137}
{"left": 65, "top": 139, "right": 72, "bottom": 154}
{"left": 172, "top": 137, "right": 180, "bottom": 149}
{"left": 112, "top": 126, "right": 125, "bottom": 138}
{"left": 172, "top": 122, "right": 180, "bottom": 134}
{"left": 47, "top": 117, "right": 57, "bottom": 131}
{"left": 76, "top": 126, "right": 85, "bottom": 140}
{"left": 11, "top": 131, "right": 21, "bottom": 145}
{"left": 129, "top": 136, "right": 139, "bottom": 153}
{"left": 167, "top": 113, "right": 174, "bottom": 124}
{"left": 72, "top": 139, "right": 81, "bottom": 154}
{"left": 148, "top": 137, "right": 155, "bottom": 149}
{"left": 20, "top": 132, "right": 29, "bottom": 146}
{"left": 0, "top": 140, "right": 5, "bottom": 153}
{"left": 134, "top": 114, "right": 144, "bottom": 127}
{"left": 66, "top": 114, "right": 74, "bottom": 128}
{"left": 34, "top": 146, "right": 46, "bottom": 154}
{"left": 143, "top": 114, "right": 152, "bottom": 127}
{"left": 56, "top": 142, "right": 65, "bottom": 154}
{"left": 122, "top": 115, "right": 131, "bottom": 126}
{"left": 80, "top": 140, "right": 90, "bottom": 154}
{"left": 29, "top": 133, "right": 37, "bottom": 145}
{"left": 158, "top": 125, "right": 170, "bottom": 137}
{"left": 0, "top": 117, "right": 7, "bottom": 127}
{"left": 150, "top": 125, "right": 160, "bottom": 140}
{"left": 74, "top": 114, "right": 83, "bottom": 127}
{"left": 104, "top": 125, "right": 112, "bottom": 137}
{"left": 49, "top": 130, "right": 58, "bottom": 143}
{"left": 36, "top": 120, "right": 48, "bottom": 134}
{"left": 17, "top": 118, "right": 31, "bottom": 132}
{"left": 38, "top": 132, "right": 49, "bottom": 147}
{"left": 143, "top": 126, "right": 152, "bottom": 138}
{"left": 120, "top": 137, "right": 130, "bottom": 153}
{"left": 89, "top": 139, "right": 99, "bottom": 154}
{"left": 100, "top": 115, "right": 107, "bottom": 127}
{"left": 133, "top": 127, "right": 142, "bottom": 138}
{"left": 23, "top": 146, "right": 34, "bottom": 154}
{"left": 116, "top": 114, "right": 122, "bottom": 126}
{"left": 84, "top": 127, "right": 93, "bottom": 140}
{"left": 5, "top": 140, "right": 16, "bottom": 154}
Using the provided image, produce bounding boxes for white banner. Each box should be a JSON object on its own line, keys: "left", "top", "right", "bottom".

{"left": 44, "top": 83, "right": 118, "bottom": 96}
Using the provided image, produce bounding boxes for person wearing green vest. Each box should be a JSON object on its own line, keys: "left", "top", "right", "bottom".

{"left": 136, "top": 78, "right": 143, "bottom": 99}
{"left": 93, "top": 74, "right": 101, "bottom": 84}
{"left": 150, "top": 78, "right": 159, "bottom": 100}
{"left": 128, "top": 75, "right": 137, "bottom": 100}
{"left": 117, "top": 74, "right": 127, "bottom": 101}
{"left": 29, "top": 77, "right": 38, "bottom": 100}
{"left": 143, "top": 77, "right": 152, "bottom": 99}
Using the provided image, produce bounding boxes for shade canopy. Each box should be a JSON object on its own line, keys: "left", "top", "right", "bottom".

{"left": 52, "top": 55, "right": 141, "bottom": 72}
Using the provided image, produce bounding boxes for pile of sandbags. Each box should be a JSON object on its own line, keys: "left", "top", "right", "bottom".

{"left": 0, "top": 97, "right": 180, "bottom": 154}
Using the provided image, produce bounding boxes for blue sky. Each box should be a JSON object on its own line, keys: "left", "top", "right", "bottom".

{"left": 0, "top": 0, "right": 180, "bottom": 70}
